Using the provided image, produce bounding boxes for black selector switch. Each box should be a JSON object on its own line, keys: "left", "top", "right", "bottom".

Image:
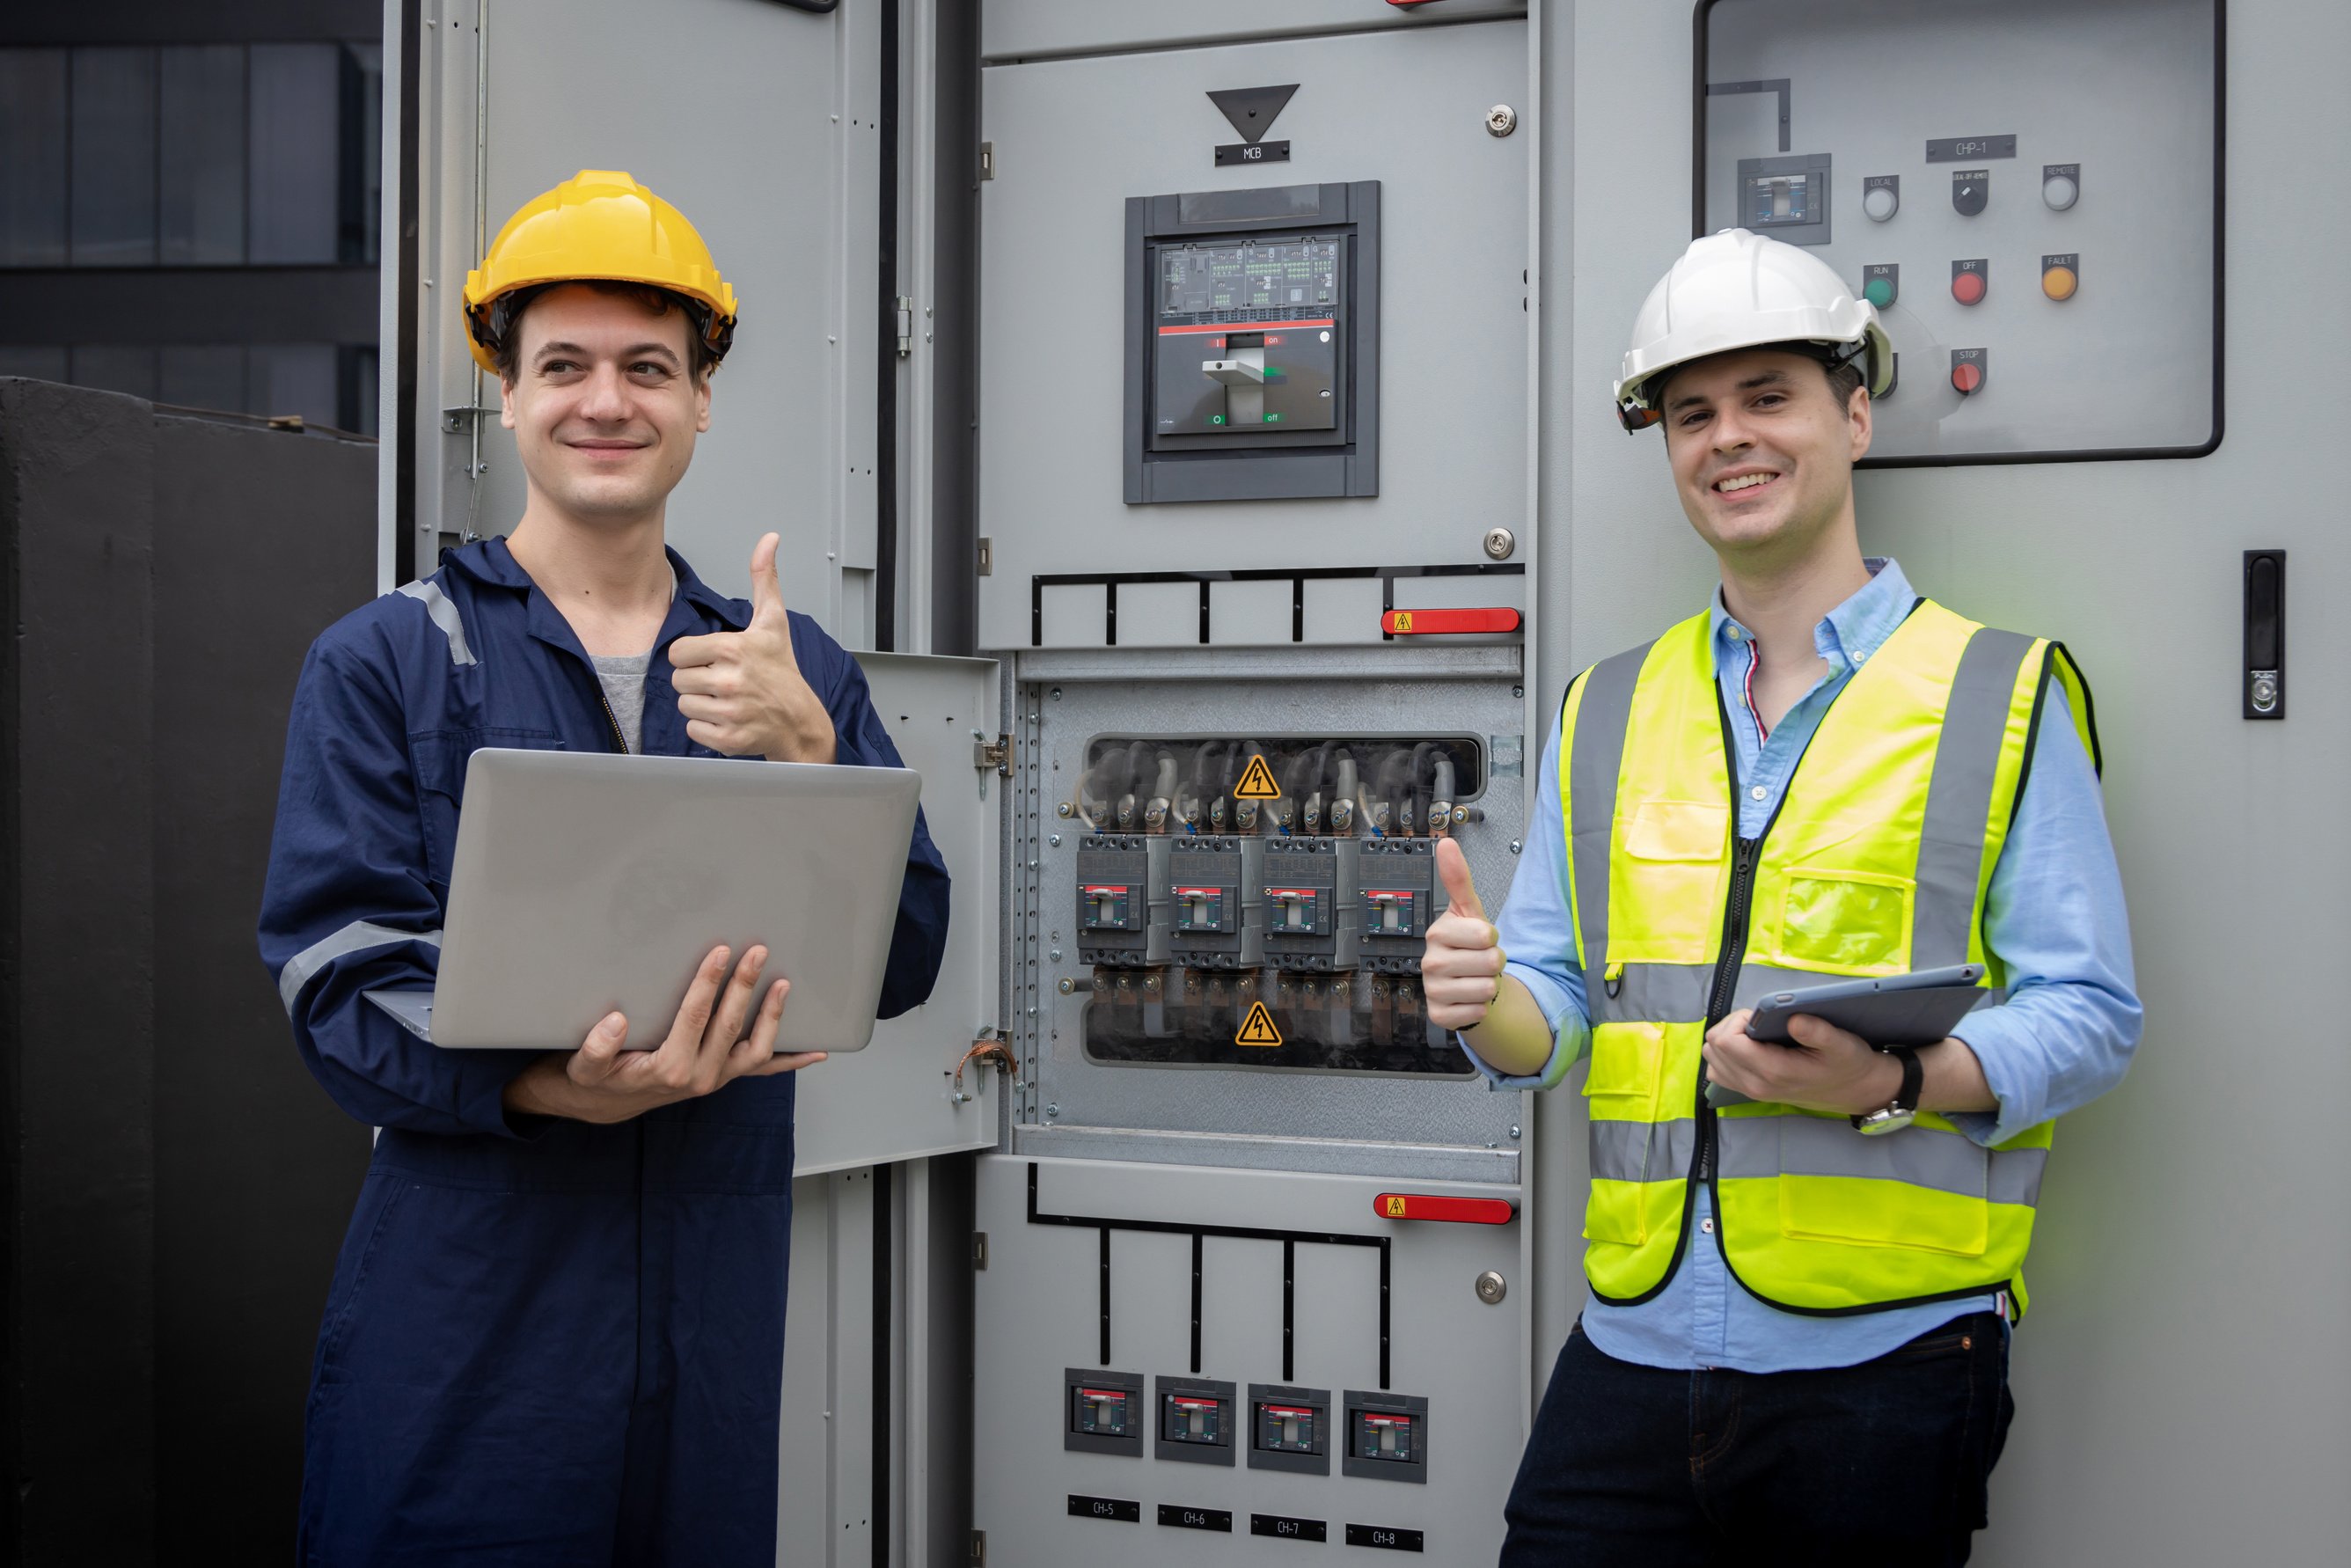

{"left": 2245, "top": 549, "right": 2285, "bottom": 720}
{"left": 1952, "top": 168, "right": 1989, "bottom": 216}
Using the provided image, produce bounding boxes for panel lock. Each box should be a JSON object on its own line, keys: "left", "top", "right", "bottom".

{"left": 2245, "top": 549, "right": 2285, "bottom": 720}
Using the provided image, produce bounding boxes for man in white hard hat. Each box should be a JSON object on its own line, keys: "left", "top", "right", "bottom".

{"left": 1423, "top": 229, "right": 2141, "bottom": 1562}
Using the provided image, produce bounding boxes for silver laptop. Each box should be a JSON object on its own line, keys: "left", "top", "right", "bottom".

{"left": 365, "top": 748, "right": 923, "bottom": 1053}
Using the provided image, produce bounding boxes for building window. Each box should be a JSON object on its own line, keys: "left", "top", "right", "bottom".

{"left": 0, "top": 343, "right": 378, "bottom": 436}
{"left": 0, "top": 40, "right": 381, "bottom": 269}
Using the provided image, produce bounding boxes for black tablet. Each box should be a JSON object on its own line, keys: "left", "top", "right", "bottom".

{"left": 1743, "top": 964, "right": 1989, "bottom": 1047}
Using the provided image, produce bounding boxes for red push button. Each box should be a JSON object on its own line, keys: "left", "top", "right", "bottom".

{"left": 1375, "top": 1193, "right": 1518, "bottom": 1224}
{"left": 1950, "top": 362, "right": 1982, "bottom": 394}
{"left": 1951, "top": 268, "right": 1987, "bottom": 306}
{"left": 1382, "top": 607, "right": 1522, "bottom": 635}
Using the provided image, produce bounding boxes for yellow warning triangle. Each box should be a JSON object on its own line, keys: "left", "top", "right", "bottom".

{"left": 1234, "top": 1000, "right": 1284, "bottom": 1048}
{"left": 1234, "top": 755, "right": 1282, "bottom": 800}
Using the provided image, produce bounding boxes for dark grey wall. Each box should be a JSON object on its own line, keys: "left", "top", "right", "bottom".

{"left": 0, "top": 378, "right": 376, "bottom": 1562}
{"left": 0, "top": 2, "right": 381, "bottom": 47}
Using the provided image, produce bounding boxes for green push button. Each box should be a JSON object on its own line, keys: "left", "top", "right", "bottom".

{"left": 1863, "top": 276, "right": 1894, "bottom": 309}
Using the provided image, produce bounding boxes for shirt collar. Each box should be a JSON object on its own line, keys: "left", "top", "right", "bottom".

{"left": 1709, "top": 556, "right": 1915, "bottom": 675}
{"left": 443, "top": 536, "right": 750, "bottom": 632}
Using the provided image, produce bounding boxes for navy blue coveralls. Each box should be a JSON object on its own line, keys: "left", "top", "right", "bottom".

{"left": 259, "top": 538, "right": 950, "bottom": 1564}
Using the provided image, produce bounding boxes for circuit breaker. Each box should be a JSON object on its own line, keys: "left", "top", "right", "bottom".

{"left": 1068, "top": 735, "right": 1480, "bottom": 1076}
{"left": 1124, "top": 182, "right": 1380, "bottom": 503}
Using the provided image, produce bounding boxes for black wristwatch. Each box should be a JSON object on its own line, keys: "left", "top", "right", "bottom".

{"left": 1850, "top": 1046, "right": 1922, "bottom": 1136}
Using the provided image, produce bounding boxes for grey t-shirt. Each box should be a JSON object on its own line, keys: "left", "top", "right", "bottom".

{"left": 590, "top": 652, "right": 653, "bottom": 753}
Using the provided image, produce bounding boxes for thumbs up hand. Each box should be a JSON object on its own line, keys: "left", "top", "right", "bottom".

{"left": 1424, "top": 837, "right": 1507, "bottom": 1030}
{"left": 669, "top": 531, "right": 839, "bottom": 763}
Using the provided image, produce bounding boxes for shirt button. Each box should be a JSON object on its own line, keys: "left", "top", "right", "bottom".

{"left": 1701, "top": 1218, "right": 1716, "bottom": 1234}
{"left": 1749, "top": 784, "right": 1767, "bottom": 801}
{"left": 1727, "top": 626, "right": 1744, "bottom": 640}
{"left": 1854, "top": 648, "right": 1869, "bottom": 663}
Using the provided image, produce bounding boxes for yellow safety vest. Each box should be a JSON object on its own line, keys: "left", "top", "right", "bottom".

{"left": 1560, "top": 600, "right": 2098, "bottom": 1315}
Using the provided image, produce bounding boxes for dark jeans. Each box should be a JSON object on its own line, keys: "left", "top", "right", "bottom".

{"left": 1499, "top": 1313, "right": 2014, "bottom": 1567}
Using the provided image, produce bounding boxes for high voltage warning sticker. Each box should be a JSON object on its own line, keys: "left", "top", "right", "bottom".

{"left": 1234, "top": 756, "right": 1283, "bottom": 800}
{"left": 1234, "top": 1001, "right": 1284, "bottom": 1047}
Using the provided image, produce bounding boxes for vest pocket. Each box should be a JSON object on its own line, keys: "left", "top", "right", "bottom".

{"left": 1776, "top": 867, "right": 1914, "bottom": 973}
{"left": 1774, "top": 1119, "right": 1993, "bottom": 1259}
{"left": 1583, "top": 1021, "right": 1672, "bottom": 1246}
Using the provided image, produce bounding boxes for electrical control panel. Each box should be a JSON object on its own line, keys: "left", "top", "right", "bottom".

{"left": 1699, "top": 0, "right": 2220, "bottom": 463}
{"left": 1124, "top": 182, "right": 1380, "bottom": 502}
{"left": 1066, "top": 734, "right": 1481, "bottom": 1077}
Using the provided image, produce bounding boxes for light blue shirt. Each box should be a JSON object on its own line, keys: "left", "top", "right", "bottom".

{"left": 1466, "top": 559, "right": 2142, "bottom": 1372}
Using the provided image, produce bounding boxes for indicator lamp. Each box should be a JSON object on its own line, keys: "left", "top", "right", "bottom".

{"left": 1864, "top": 275, "right": 1894, "bottom": 309}
{"left": 1951, "top": 265, "right": 1988, "bottom": 306}
{"left": 2041, "top": 257, "right": 2079, "bottom": 302}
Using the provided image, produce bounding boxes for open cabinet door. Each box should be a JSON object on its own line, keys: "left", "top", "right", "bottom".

{"left": 795, "top": 651, "right": 1001, "bottom": 1169}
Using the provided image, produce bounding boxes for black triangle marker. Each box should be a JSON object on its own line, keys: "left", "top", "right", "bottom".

{"left": 1207, "top": 84, "right": 1300, "bottom": 145}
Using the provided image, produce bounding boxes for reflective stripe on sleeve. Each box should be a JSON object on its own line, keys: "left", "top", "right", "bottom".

{"left": 396, "top": 580, "right": 478, "bottom": 668}
{"left": 1911, "top": 627, "right": 2034, "bottom": 968}
{"left": 276, "top": 920, "right": 443, "bottom": 1015}
{"left": 1567, "top": 642, "right": 1650, "bottom": 970}
{"left": 1717, "top": 1114, "right": 2047, "bottom": 1205}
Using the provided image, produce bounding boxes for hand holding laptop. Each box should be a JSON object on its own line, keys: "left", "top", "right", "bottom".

{"left": 501, "top": 942, "right": 827, "bottom": 1125}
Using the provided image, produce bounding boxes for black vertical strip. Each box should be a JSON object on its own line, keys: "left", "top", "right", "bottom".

{"left": 392, "top": 0, "right": 421, "bottom": 581}
{"left": 872, "top": 0, "right": 898, "bottom": 651}
{"left": 1380, "top": 575, "right": 1394, "bottom": 642}
{"left": 1281, "top": 1241, "right": 1295, "bottom": 1382}
{"left": 1098, "top": 1226, "right": 1113, "bottom": 1366}
{"left": 871, "top": 1163, "right": 891, "bottom": 1568}
{"left": 926, "top": 0, "right": 980, "bottom": 655}
{"left": 1189, "top": 1231, "right": 1204, "bottom": 1373}
{"left": 1377, "top": 1241, "right": 1391, "bottom": 1389}
{"left": 1692, "top": 3, "right": 1712, "bottom": 239}
{"left": 1197, "top": 579, "right": 1211, "bottom": 645}
{"left": 1291, "top": 576, "right": 1304, "bottom": 642}
{"left": 1104, "top": 580, "right": 1118, "bottom": 647}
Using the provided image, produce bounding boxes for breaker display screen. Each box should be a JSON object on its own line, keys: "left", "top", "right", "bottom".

{"left": 1164, "top": 1395, "right": 1226, "bottom": 1446}
{"left": 1354, "top": 1410, "right": 1415, "bottom": 1463}
{"left": 1160, "top": 239, "right": 1339, "bottom": 319}
{"left": 1073, "top": 1386, "right": 1132, "bottom": 1437}
{"left": 1258, "top": 1403, "right": 1320, "bottom": 1454}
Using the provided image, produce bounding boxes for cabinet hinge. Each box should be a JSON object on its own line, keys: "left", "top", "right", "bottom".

{"left": 895, "top": 295, "right": 915, "bottom": 358}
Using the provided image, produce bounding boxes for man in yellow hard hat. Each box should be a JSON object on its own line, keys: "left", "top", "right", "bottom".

{"left": 260, "top": 171, "right": 951, "bottom": 1563}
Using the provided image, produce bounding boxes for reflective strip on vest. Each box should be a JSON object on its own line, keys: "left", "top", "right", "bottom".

{"left": 1715, "top": 1115, "right": 2047, "bottom": 1206}
{"left": 1566, "top": 641, "right": 1651, "bottom": 971}
{"left": 1589, "top": 1117, "right": 1699, "bottom": 1184}
{"left": 277, "top": 920, "right": 443, "bottom": 1015}
{"left": 1587, "top": 960, "right": 2012, "bottom": 1028}
{"left": 397, "top": 580, "right": 479, "bottom": 668}
{"left": 1913, "top": 628, "right": 2035, "bottom": 967}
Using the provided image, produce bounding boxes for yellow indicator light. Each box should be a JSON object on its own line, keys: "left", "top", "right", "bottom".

{"left": 2042, "top": 264, "right": 2078, "bottom": 302}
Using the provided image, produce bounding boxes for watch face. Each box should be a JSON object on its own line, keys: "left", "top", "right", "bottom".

{"left": 1857, "top": 1109, "right": 1916, "bottom": 1137}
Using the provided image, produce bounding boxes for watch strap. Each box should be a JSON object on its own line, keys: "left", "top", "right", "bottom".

{"left": 1850, "top": 1046, "right": 1923, "bottom": 1130}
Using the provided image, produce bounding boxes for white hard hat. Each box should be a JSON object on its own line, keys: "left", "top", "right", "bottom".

{"left": 1613, "top": 228, "right": 1893, "bottom": 432}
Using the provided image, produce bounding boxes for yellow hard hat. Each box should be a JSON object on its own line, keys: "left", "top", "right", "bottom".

{"left": 461, "top": 169, "right": 738, "bottom": 375}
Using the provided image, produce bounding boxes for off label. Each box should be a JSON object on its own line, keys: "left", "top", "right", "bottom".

{"left": 1235, "top": 1001, "right": 1284, "bottom": 1047}
{"left": 1234, "top": 755, "right": 1283, "bottom": 799}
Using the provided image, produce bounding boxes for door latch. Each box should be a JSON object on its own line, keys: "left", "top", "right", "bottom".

{"left": 973, "top": 731, "right": 1011, "bottom": 798}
